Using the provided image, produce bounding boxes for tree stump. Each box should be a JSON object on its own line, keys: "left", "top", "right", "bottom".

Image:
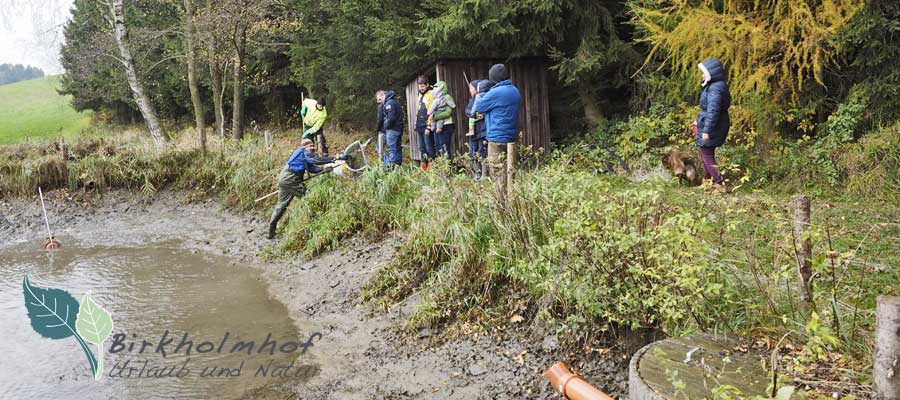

{"left": 629, "top": 333, "right": 769, "bottom": 400}
{"left": 874, "top": 296, "right": 900, "bottom": 399}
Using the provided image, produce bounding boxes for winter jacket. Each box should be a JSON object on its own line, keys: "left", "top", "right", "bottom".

{"left": 382, "top": 90, "right": 404, "bottom": 132}
{"left": 286, "top": 147, "right": 333, "bottom": 175}
{"left": 474, "top": 79, "right": 521, "bottom": 143}
{"left": 428, "top": 81, "right": 455, "bottom": 125}
{"left": 302, "top": 98, "right": 328, "bottom": 134}
{"left": 415, "top": 89, "right": 435, "bottom": 133}
{"left": 695, "top": 59, "right": 731, "bottom": 148}
{"left": 375, "top": 103, "right": 384, "bottom": 134}
{"left": 465, "top": 80, "right": 488, "bottom": 140}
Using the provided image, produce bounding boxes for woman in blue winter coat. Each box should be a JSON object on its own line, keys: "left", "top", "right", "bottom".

{"left": 695, "top": 58, "right": 731, "bottom": 193}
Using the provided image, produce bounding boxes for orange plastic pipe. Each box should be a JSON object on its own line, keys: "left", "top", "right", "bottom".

{"left": 543, "top": 362, "right": 614, "bottom": 400}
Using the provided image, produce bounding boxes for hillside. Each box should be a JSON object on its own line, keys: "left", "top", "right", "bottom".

{"left": 0, "top": 75, "right": 92, "bottom": 144}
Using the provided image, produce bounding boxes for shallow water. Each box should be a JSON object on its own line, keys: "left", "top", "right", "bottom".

{"left": 0, "top": 238, "right": 316, "bottom": 399}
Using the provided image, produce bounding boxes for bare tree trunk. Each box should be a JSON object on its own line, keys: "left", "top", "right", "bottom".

{"left": 109, "top": 0, "right": 168, "bottom": 146}
{"left": 578, "top": 87, "right": 603, "bottom": 128}
{"left": 209, "top": 60, "right": 224, "bottom": 137}
{"left": 182, "top": 0, "right": 205, "bottom": 153}
{"left": 874, "top": 296, "right": 900, "bottom": 399}
{"left": 792, "top": 194, "right": 814, "bottom": 313}
{"left": 231, "top": 27, "right": 247, "bottom": 139}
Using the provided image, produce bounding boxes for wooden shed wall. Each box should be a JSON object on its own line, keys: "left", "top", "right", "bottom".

{"left": 405, "top": 79, "right": 421, "bottom": 159}
{"left": 406, "top": 59, "right": 550, "bottom": 161}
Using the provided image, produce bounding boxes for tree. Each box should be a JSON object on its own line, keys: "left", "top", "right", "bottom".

{"left": 0, "top": 64, "right": 45, "bottom": 85}
{"left": 107, "top": 0, "right": 169, "bottom": 146}
{"left": 194, "top": 0, "right": 231, "bottom": 139}
{"left": 291, "top": 0, "right": 638, "bottom": 127}
{"left": 182, "top": 0, "right": 206, "bottom": 152}
{"left": 630, "top": 0, "right": 865, "bottom": 134}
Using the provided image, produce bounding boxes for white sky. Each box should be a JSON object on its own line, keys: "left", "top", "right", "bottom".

{"left": 0, "top": 0, "right": 74, "bottom": 74}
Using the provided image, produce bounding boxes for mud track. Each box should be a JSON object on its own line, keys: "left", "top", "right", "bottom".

{"left": 1, "top": 190, "right": 629, "bottom": 399}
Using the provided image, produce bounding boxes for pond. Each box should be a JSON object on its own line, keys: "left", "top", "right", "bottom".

{"left": 0, "top": 238, "right": 317, "bottom": 399}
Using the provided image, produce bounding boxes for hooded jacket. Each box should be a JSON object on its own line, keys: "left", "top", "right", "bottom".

{"left": 382, "top": 90, "right": 404, "bottom": 132}
{"left": 696, "top": 59, "right": 731, "bottom": 148}
{"left": 429, "top": 81, "right": 455, "bottom": 124}
{"left": 302, "top": 98, "right": 328, "bottom": 134}
{"left": 474, "top": 79, "right": 521, "bottom": 143}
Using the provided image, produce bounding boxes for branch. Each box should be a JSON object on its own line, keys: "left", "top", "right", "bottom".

{"left": 144, "top": 54, "right": 184, "bottom": 73}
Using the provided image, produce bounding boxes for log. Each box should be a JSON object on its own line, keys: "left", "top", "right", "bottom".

{"left": 874, "top": 296, "right": 900, "bottom": 399}
{"left": 791, "top": 194, "right": 813, "bottom": 312}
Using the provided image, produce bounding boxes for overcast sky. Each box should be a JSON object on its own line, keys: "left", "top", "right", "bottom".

{"left": 0, "top": 0, "right": 74, "bottom": 75}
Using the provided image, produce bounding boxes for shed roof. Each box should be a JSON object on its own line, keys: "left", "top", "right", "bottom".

{"left": 406, "top": 56, "right": 548, "bottom": 84}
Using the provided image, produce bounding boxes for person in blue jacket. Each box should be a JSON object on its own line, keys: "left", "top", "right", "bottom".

{"left": 268, "top": 138, "right": 345, "bottom": 239}
{"left": 694, "top": 58, "right": 731, "bottom": 194}
{"left": 475, "top": 64, "right": 521, "bottom": 194}
{"left": 381, "top": 89, "right": 404, "bottom": 167}
{"left": 465, "top": 79, "right": 491, "bottom": 179}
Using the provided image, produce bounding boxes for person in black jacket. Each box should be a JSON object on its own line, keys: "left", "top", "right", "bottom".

{"left": 381, "top": 90, "right": 404, "bottom": 167}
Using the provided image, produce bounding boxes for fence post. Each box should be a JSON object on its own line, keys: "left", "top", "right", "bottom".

{"left": 791, "top": 194, "right": 813, "bottom": 312}
{"left": 874, "top": 296, "right": 900, "bottom": 399}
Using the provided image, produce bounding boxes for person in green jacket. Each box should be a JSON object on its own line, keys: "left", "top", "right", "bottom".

{"left": 302, "top": 97, "right": 329, "bottom": 155}
{"left": 425, "top": 81, "right": 456, "bottom": 159}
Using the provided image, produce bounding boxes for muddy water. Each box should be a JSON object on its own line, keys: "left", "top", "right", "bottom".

{"left": 0, "top": 238, "right": 316, "bottom": 399}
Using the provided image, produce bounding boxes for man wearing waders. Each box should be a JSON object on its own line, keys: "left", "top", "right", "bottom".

{"left": 268, "top": 138, "right": 345, "bottom": 239}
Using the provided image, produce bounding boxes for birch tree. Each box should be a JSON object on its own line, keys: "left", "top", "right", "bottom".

{"left": 106, "top": 0, "right": 168, "bottom": 146}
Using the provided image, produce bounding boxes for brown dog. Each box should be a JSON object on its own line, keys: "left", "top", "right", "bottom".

{"left": 661, "top": 149, "right": 701, "bottom": 186}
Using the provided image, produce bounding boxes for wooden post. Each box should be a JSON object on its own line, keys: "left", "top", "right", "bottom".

{"left": 791, "top": 195, "right": 813, "bottom": 312}
{"left": 874, "top": 296, "right": 900, "bottom": 399}
{"left": 506, "top": 142, "right": 517, "bottom": 199}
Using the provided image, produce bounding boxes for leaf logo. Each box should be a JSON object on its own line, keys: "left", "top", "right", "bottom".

{"left": 23, "top": 276, "right": 114, "bottom": 380}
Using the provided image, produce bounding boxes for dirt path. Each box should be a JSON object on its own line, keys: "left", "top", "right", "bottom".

{"left": 1, "top": 190, "right": 629, "bottom": 399}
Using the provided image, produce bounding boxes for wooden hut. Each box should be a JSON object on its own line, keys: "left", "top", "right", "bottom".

{"left": 404, "top": 58, "right": 550, "bottom": 161}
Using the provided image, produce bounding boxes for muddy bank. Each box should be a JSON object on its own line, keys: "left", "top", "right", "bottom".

{"left": 1, "top": 189, "right": 629, "bottom": 399}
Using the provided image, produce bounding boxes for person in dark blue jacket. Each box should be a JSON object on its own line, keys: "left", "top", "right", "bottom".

{"left": 268, "top": 138, "right": 345, "bottom": 239}
{"left": 381, "top": 89, "right": 404, "bottom": 167}
{"left": 694, "top": 58, "right": 731, "bottom": 193}
{"left": 475, "top": 64, "right": 521, "bottom": 195}
{"left": 465, "top": 79, "right": 491, "bottom": 179}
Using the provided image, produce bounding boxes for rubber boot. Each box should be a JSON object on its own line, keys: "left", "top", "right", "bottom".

{"left": 479, "top": 162, "right": 487, "bottom": 181}
{"left": 268, "top": 222, "right": 277, "bottom": 239}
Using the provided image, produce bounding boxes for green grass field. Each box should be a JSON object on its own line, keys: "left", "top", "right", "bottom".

{"left": 0, "top": 75, "right": 92, "bottom": 145}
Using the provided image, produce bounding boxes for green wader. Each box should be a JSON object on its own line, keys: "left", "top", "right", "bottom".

{"left": 268, "top": 168, "right": 306, "bottom": 238}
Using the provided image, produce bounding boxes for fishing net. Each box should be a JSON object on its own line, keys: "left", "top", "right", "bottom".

{"left": 341, "top": 140, "right": 368, "bottom": 172}
{"left": 332, "top": 139, "right": 369, "bottom": 176}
